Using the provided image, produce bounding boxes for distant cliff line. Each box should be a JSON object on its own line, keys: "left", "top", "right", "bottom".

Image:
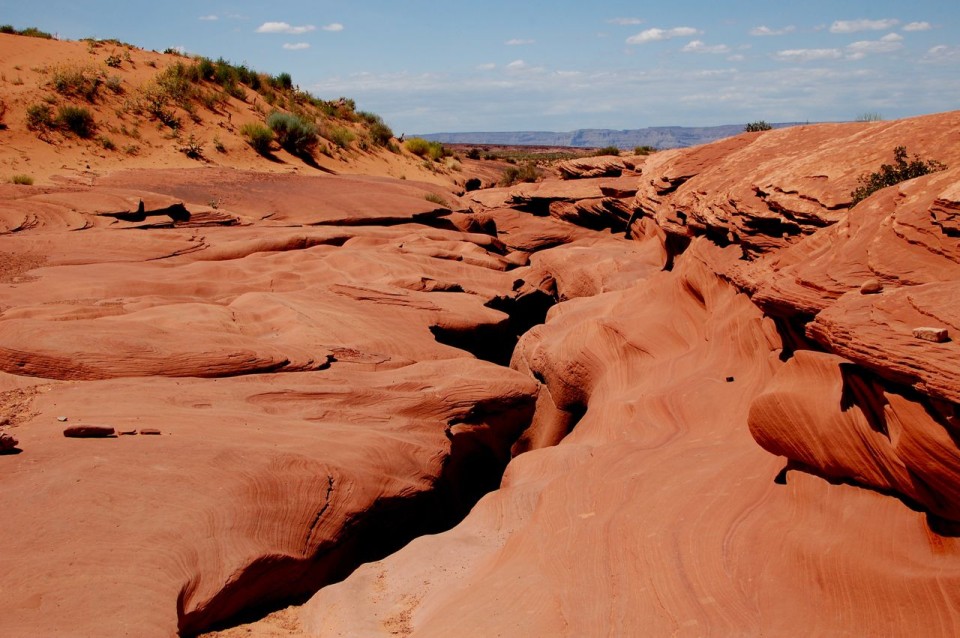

{"left": 416, "top": 123, "right": 806, "bottom": 150}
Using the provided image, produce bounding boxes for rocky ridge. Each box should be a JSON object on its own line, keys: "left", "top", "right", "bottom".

{"left": 1, "top": 111, "right": 959, "bottom": 637}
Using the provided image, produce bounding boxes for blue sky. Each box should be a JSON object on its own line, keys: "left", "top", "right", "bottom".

{"left": 3, "top": 1, "right": 958, "bottom": 133}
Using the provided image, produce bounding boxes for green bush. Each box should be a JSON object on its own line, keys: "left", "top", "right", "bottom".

{"left": 25, "top": 103, "right": 54, "bottom": 132}
{"left": 180, "top": 134, "right": 204, "bottom": 159}
{"left": 155, "top": 62, "right": 198, "bottom": 105}
{"left": 369, "top": 121, "right": 394, "bottom": 146}
{"left": 325, "top": 125, "right": 355, "bottom": 149}
{"left": 593, "top": 146, "right": 621, "bottom": 156}
{"left": 404, "top": 137, "right": 431, "bottom": 157}
{"left": 744, "top": 120, "right": 772, "bottom": 132}
{"left": 105, "top": 75, "right": 123, "bottom": 94}
{"left": 634, "top": 145, "right": 657, "bottom": 155}
{"left": 196, "top": 57, "right": 216, "bottom": 81}
{"left": 0, "top": 25, "right": 53, "bottom": 39}
{"left": 240, "top": 122, "right": 274, "bottom": 155}
{"left": 51, "top": 66, "right": 102, "bottom": 101}
{"left": 850, "top": 146, "right": 946, "bottom": 206}
{"left": 424, "top": 192, "right": 449, "bottom": 207}
{"left": 500, "top": 162, "right": 541, "bottom": 186}
{"left": 10, "top": 174, "right": 34, "bottom": 185}
{"left": 466, "top": 148, "right": 481, "bottom": 160}
{"left": 273, "top": 72, "right": 293, "bottom": 91}
{"left": 427, "top": 141, "right": 449, "bottom": 161}
{"left": 266, "top": 111, "right": 318, "bottom": 155}
{"left": 56, "top": 105, "right": 95, "bottom": 137}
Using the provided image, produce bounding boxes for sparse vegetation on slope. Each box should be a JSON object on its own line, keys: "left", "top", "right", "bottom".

{"left": 500, "top": 162, "right": 541, "bottom": 186}
{"left": 0, "top": 29, "right": 432, "bottom": 181}
{"left": 745, "top": 121, "right": 772, "bottom": 132}
{"left": 56, "top": 105, "right": 95, "bottom": 137}
{"left": 593, "top": 146, "right": 621, "bottom": 157}
{"left": 0, "top": 25, "right": 54, "bottom": 39}
{"left": 850, "top": 146, "right": 946, "bottom": 206}
{"left": 266, "top": 111, "right": 318, "bottom": 156}
{"left": 240, "top": 122, "right": 274, "bottom": 155}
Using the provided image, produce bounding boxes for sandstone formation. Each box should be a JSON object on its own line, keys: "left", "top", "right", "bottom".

{"left": 2, "top": 105, "right": 960, "bottom": 638}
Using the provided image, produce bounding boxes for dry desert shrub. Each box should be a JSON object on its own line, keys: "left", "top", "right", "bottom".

{"left": 266, "top": 111, "right": 318, "bottom": 156}
{"left": 850, "top": 146, "right": 946, "bottom": 206}
{"left": 50, "top": 64, "right": 103, "bottom": 101}
{"left": 240, "top": 122, "right": 274, "bottom": 155}
{"left": 56, "top": 105, "right": 95, "bottom": 138}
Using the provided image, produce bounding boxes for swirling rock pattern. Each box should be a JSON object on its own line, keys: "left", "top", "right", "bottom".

{"left": 298, "top": 113, "right": 960, "bottom": 638}
{"left": 4, "top": 111, "right": 960, "bottom": 638}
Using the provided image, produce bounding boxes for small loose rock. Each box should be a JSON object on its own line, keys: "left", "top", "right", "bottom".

{"left": 0, "top": 432, "right": 19, "bottom": 451}
{"left": 913, "top": 327, "right": 950, "bottom": 343}
{"left": 63, "top": 425, "right": 116, "bottom": 438}
{"left": 860, "top": 279, "right": 883, "bottom": 295}
{"left": 57, "top": 416, "right": 68, "bottom": 422}
{"left": 140, "top": 428, "right": 162, "bottom": 436}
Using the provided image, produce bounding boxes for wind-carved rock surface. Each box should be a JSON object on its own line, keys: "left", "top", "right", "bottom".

{"left": 3, "top": 111, "right": 960, "bottom": 638}
{"left": 298, "top": 112, "right": 960, "bottom": 637}
{"left": 0, "top": 170, "right": 541, "bottom": 636}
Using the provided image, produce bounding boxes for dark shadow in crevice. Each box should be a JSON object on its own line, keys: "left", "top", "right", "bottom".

{"left": 662, "top": 232, "right": 691, "bottom": 272}
{"left": 767, "top": 312, "right": 819, "bottom": 362}
{"left": 179, "top": 393, "right": 537, "bottom": 637}
{"left": 773, "top": 460, "right": 960, "bottom": 539}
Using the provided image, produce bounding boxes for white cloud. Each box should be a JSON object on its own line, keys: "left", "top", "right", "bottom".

{"left": 282, "top": 42, "right": 310, "bottom": 50}
{"left": 506, "top": 59, "right": 527, "bottom": 70}
{"left": 829, "top": 19, "right": 899, "bottom": 34}
{"left": 846, "top": 32, "right": 904, "bottom": 58}
{"left": 609, "top": 17, "right": 643, "bottom": 26}
{"left": 322, "top": 23, "right": 344, "bottom": 32}
{"left": 199, "top": 15, "right": 218, "bottom": 21}
{"left": 627, "top": 26, "right": 700, "bottom": 44}
{"left": 505, "top": 38, "right": 534, "bottom": 45}
{"left": 903, "top": 21, "right": 932, "bottom": 32}
{"left": 728, "top": 54, "right": 746, "bottom": 62}
{"left": 750, "top": 25, "right": 795, "bottom": 36}
{"left": 681, "top": 40, "right": 731, "bottom": 54}
{"left": 476, "top": 63, "right": 496, "bottom": 70}
{"left": 775, "top": 48, "right": 843, "bottom": 62}
{"left": 256, "top": 21, "right": 316, "bottom": 34}
{"left": 925, "top": 45, "right": 960, "bottom": 61}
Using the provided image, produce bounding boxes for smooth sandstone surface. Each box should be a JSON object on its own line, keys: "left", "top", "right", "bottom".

{"left": 2, "top": 110, "right": 960, "bottom": 638}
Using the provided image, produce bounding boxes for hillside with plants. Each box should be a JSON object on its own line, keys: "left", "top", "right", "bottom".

{"left": 0, "top": 29, "right": 464, "bottom": 185}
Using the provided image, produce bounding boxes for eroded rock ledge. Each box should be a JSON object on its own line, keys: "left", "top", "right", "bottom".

{"left": 2, "top": 111, "right": 960, "bottom": 637}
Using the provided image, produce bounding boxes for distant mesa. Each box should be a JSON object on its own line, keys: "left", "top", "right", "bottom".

{"left": 416, "top": 123, "right": 805, "bottom": 150}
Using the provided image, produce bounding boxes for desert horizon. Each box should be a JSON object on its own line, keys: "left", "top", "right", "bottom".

{"left": 2, "top": 7, "right": 960, "bottom": 637}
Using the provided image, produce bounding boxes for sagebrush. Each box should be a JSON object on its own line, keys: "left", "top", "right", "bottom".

{"left": 850, "top": 146, "right": 946, "bottom": 206}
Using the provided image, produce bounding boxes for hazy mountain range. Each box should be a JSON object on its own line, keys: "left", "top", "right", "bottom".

{"left": 416, "top": 123, "right": 805, "bottom": 149}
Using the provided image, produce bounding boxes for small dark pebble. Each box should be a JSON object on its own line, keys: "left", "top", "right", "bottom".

{"left": 140, "top": 428, "right": 162, "bottom": 436}
{"left": 726, "top": 376, "right": 735, "bottom": 383}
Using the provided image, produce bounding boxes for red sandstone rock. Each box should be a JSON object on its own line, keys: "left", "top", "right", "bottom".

{"left": 4, "top": 111, "right": 960, "bottom": 638}
{"left": 914, "top": 327, "right": 950, "bottom": 342}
